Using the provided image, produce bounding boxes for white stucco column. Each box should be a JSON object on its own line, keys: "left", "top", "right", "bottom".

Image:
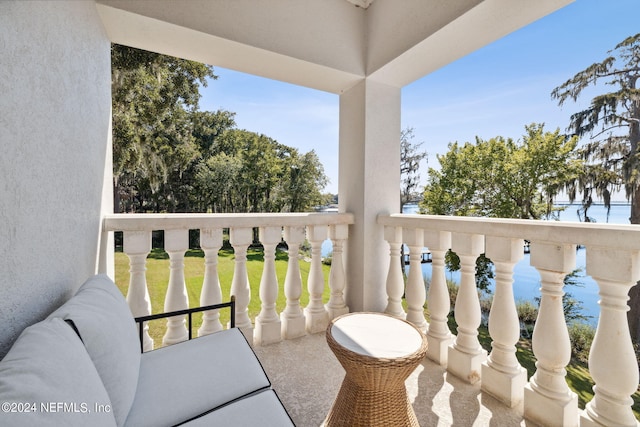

{"left": 97, "top": 110, "right": 115, "bottom": 278}
{"left": 339, "top": 79, "right": 401, "bottom": 312}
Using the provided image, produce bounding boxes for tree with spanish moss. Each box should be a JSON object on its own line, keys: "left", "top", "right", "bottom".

{"left": 400, "top": 127, "right": 427, "bottom": 211}
{"left": 551, "top": 33, "right": 640, "bottom": 342}
{"left": 111, "top": 44, "right": 216, "bottom": 212}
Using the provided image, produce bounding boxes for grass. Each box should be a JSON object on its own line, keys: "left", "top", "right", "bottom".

{"left": 115, "top": 252, "right": 639, "bottom": 419}
{"left": 114, "top": 247, "right": 331, "bottom": 346}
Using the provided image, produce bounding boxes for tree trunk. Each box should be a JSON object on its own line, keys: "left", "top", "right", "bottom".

{"left": 627, "top": 186, "right": 640, "bottom": 343}
{"left": 113, "top": 179, "right": 122, "bottom": 213}
{"left": 399, "top": 201, "right": 407, "bottom": 280}
{"left": 628, "top": 286, "right": 640, "bottom": 344}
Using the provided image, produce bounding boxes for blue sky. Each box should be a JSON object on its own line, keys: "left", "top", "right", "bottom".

{"left": 199, "top": 0, "right": 639, "bottom": 195}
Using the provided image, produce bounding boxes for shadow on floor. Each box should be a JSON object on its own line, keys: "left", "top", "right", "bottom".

{"left": 253, "top": 332, "right": 528, "bottom": 426}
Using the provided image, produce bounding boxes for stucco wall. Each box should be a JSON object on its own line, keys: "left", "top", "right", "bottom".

{"left": 0, "top": 1, "right": 111, "bottom": 358}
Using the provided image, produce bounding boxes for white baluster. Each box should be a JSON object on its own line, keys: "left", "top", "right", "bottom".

{"left": 162, "top": 229, "right": 189, "bottom": 346}
{"left": 229, "top": 227, "right": 253, "bottom": 344}
{"left": 404, "top": 228, "right": 427, "bottom": 331}
{"left": 384, "top": 226, "right": 406, "bottom": 319}
{"left": 581, "top": 247, "right": 640, "bottom": 427}
{"left": 198, "top": 228, "right": 223, "bottom": 337}
{"left": 424, "top": 230, "right": 452, "bottom": 366}
{"left": 123, "top": 231, "right": 153, "bottom": 351}
{"left": 481, "top": 236, "right": 527, "bottom": 407}
{"left": 326, "top": 224, "right": 349, "bottom": 319}
{"left": 448, "top": 232, "right": 486, "bottom": 384}
{"left": 255, "top": 226, "right": 282, "bottom": 346}
{"left": 524, "top": 242, "right": 578, "bottom": 426}
{"left": 281, "top": 226, "right": 306, "bottom": 339}
{"left": 305, "top": 225, "right": 329, "bottom": 333}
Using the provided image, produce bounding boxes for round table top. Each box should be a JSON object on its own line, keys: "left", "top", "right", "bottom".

{"left": 330, "top": 313, "right": 424, "bottom": 359}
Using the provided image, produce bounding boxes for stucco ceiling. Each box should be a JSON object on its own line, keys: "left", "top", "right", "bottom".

{"left": 345, "top": 0, "right": 374, "bottom": 8}
{"left": 96, "top": 0, "right": 574, "bottom": 94}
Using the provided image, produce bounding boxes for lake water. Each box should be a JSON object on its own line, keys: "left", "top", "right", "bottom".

{"left": 403, "top": 203, "right": 634, "bottom": 326}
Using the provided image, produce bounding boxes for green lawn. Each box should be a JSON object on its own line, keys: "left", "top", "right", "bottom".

{"left": 115, "top": 249, "right": 639, "bottom": 419}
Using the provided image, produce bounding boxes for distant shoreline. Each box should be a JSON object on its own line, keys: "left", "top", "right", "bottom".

{"left": 554, "top": 201, "right": 630, "bottom": 205}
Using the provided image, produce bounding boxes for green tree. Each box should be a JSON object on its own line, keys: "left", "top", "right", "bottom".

{"left": 112, "top": 46, "right": 329, "bottom": 215}
{"left": 240, "top": 132, "right": 284, "bottom": 212}
{"left": 552, "top": 33, "right": 640, "bottom": 223}
{"left": 198, "top": 129, "right": 329, "bottom": 213}
{"left": 111, "top": 44, "right": 215, "bottom": 212}
{"left": 191, "top": 110, "right": 237, "bottom": 154}
{"left": 194, "top": 153, "right": 243, "bottom": 213}
{"left": 278, "top": 150, "right": 330, "bottom": 212}
{"left": 551, "top": 33, "right": 640, "bottom": 342}
{"left": 173, "top": 110, "right": 237, "bottom": 213}
{"left": 421, "top": 124, "right": 580, "bottom": 294}
{"left": 421, "top": 136, "right": 510, "bottom": 217}
{"left": 420, "top": 124, "right": 580, "bottom": 219}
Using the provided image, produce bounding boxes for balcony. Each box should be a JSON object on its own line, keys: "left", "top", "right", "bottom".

{"left": 102, "top": 212, "right": 640, "bottom": 427}
{"left": 11, "top": 2, "right": 638, "bottom": 425}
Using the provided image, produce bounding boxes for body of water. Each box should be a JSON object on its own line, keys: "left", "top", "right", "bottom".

{"left": 404, "top": 203, "right": 633, "bottom": 326}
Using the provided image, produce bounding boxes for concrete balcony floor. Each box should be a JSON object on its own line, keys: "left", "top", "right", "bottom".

{"left": 253, "top": 332, "right": 530, "bottom": 427}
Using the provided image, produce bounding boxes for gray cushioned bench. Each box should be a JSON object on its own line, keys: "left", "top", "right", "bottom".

{"left": 0, "top": 274, "right": 294, "bottom": 426}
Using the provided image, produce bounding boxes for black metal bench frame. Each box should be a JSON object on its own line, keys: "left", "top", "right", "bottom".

{"left": 134, "top": 296, "right": 236, "bottom": 352}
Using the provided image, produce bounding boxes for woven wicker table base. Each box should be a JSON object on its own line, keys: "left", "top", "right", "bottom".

{"left": 324, "top": 376, "right": 419, "bottom": 427}
{"left": 323, "top": 313, "right": 428, "bottom": 427}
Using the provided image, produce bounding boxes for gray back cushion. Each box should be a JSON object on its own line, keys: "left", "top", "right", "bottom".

{"left": 48, "top": 274, "right": 140, "bottom": 426}
{"left": 0, "top": 317, "right": 116, "bottom": 427}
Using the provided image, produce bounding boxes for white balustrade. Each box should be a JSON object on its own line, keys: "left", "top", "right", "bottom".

{"left": 524, "top": 242, "right": 578, "bottom": 426}
{"left": 123, "top": 231, "right": 153, "bottom": 351}
{"left": 447, "top": 233, "right": 487, "bottom": 384}
{"left": 255, "top": 226, "right": 282, "bottom": 346}
{"left": 404, "top": 228, "right": 428, "bottom": 331}
{"left": 482, "top": 236, "right": 527, "bottom": 407}
{"left": 104, "top": 213, "right": 353, "bottom": 348}
{"left": 581, "top": 247, "right": 640, "bottom": 427}
{"left": 281, "top": 226, "right": 306, "bottom": 339}
{"left": 162, "top": 229, "right": 190, "bottom": 346}
{"left": 304, "top": 225, "right": 329, "bottom": 333}
{"left": 104, "top": 211, "right": 640, "bottom": 425}
{"left": 448, "top": 232, "right": 487, "bottom": 384}
{"left": 326, "top": 224, "right": 349, "bottom": 319}
{"left": 198, "top": 228, "right": 223, "bottom": 337}
{"left": 377, "top": 213, "right": 640, "bottom": 426}
{"left": 229, "top": 227, "right": 254, "bottom": 344}
{"left": 384, "top": 226, "right": 405, "bottom": 319}
{"left": 424, "top": 230, "right": 452, "bottom": 365}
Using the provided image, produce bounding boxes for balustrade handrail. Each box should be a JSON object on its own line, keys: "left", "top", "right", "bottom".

{"left": 378, "top": 213, "right": 640, "bottom": 250}
{"left": 104, "top": 212, "right": 354, "bottom": 232}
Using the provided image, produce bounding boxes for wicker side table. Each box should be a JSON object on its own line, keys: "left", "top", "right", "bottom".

{"left": 323, "top": 312, "right": 428, "bottom": 427}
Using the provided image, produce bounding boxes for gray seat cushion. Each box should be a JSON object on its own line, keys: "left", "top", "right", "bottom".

{"left": 181, "top": 389, "right": 294, "bottom": 426}
{"left": 0, "top": 317, "right": 116, "bottom": 427}
{"left": 124, "top": 328, "right": 271, "bottom": 427}
{"left": 48, "top": 274, "right": 140, "bottom": 426}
